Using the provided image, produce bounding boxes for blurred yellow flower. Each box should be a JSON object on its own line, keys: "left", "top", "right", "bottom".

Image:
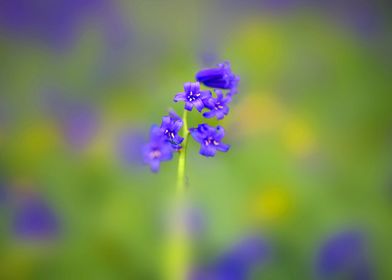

{"left": 248, "top": 185, "right": 293, "bottom": 224}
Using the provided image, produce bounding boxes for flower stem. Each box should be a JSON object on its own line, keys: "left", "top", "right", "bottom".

{"left": 177, "top": 109, "right": 188, "bottom": 195}
{"left": 166, "top": 109, "right": 190, "bottom": 280}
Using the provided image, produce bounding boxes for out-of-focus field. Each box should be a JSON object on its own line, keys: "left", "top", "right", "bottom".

{"left": 0, "top": 0, "right": 391, "bottom": 279}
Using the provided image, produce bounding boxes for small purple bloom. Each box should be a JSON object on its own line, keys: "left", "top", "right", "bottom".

{"left": 174, "top": 82, "right": 211, "bottom": 112}
{"left": 13, "top": 196, "right": 59, "bottom": 240}
{"left": 143, "top": 125, "right": 174, "bottom": 173}
{"left": 203, "top": 90, "right": 232, "bottom": 120}
{"left": 189, "top": 124, "right": 230, "bottom": 157}
{"left": 195, "top": 61, "right": 240, "bottom": 93}
{"left": 160, "top": 110, "right": 184, "bottom": 150}
{"left": 316, "top": 230, "right": 373, "bottom": 280}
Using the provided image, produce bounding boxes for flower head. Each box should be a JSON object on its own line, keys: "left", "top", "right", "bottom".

{"left": 203, "top": 90, "right": 232, "bottom": 120}
{"left": 189, "top": 124, "right": 230, "bottom": 157}
{"left": 160, "top": 110, "right": 184, "bottom": 150}
{"left": 174, "top": 82, "right": 211, "bottom": 112}
{"left": 196, "top": 61, "right": 240, "bottom": 93}
{"left": 143, "top": 125, "right": 174, "bottom": 172}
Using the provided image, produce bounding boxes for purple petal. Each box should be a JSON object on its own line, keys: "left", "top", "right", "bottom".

{"left": 200, "top": 90, "right": 212, "bottom": 100}
{"left": 222, "top": 95, "right": 232, "bottom": 104}
{"left": 184, "top": 82, "right": 192, "bottom": 92}
{"left": 174, "top": 92, "right": 186, "bottom": 102}
{"left": 169, "top": 109, "right": 181, "bottom": 121}
{"left": 150, "top": 160, "right": 160, "bottom": 172}
{"left": 150, "top": 125, "right": 162, "bottom": 140}
{"left": 203, "top": 110, "right": 216, "bottom": 119}
{"left": 216, "top": 143, "right": 230, "bottom": 152}
{"left": 172, "top": 121, "right": 183, "bottom": 132}
{"left": 190, "top": 82, "right": 200, "bottom": 93}
{"left": 193, "top": 99, "right": 204, "bottom": 112}
{"left": 184, "top": 102, "right": 193, "bottom": 111}
{"left": 216, "top": 111, "right": 225, "bottom": 120}
{"left": 161, "top": 116, "right": 171, "bottom": 126}
{"left": 215, "top": 126, "right": 225, "bottom": 140}
{"left": 189, "top": 128, "right": 204, "bottom": 142}
{"left": 172, "top": 135, "right": 184, "bottom": 145}
{"left": 160, "top": 151, "right": 174, "bottom": 161}
{"left": 215, "top": 90, "right": 224, "bottom": 99}
{"left": 196, "top": 68, "right": 224, "bottom": 81}
{"left": 200, "top": 145, "right": 217, "bottom": 157}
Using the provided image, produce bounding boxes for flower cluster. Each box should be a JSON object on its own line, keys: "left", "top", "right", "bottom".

{"left": 143, "top": 61, "right": 240, "bottom": 172}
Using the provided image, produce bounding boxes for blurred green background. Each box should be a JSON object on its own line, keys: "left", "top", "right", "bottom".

{"left": 0, "top": 0, "right": 391, "bottom": 279}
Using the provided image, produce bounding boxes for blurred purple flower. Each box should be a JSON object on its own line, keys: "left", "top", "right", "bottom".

{"left": 117, "top": 128, "right": 147, "bottom": 166}
{"left": 174, "top": 82, "right": 212, "bottom": 112}
{"left": 143, "top": 125, "right": 174, "bottom": 173}
{"left": 0, "top": 0, "right": 129, "bottom": 50}
{"left": 61, "top": 103, "right": 99, "bottom": 149}
{"left": 43, "top": 92, "right": 99, "bottom": 150}
{"left": 190, "top": 236, "right": 270, "bottom": 280}
{"left": 203, "top": 90, "right": 232, "bottom": 120}
{"left": 12, "top": 195, "right": 59, "bottom": 240}
{"left": 316, "top": 230, "right": 373, "bottom": 280}
{"left": 189, "top": 124, "right": 230, "bottom": 157}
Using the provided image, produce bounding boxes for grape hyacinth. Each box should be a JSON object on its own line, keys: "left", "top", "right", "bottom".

{"left": 142, "top": 61, "right": 239, "bottom": 173}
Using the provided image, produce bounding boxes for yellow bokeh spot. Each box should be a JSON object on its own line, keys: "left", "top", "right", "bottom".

{"left": 282, "top": 117, "right": 316, "bottom": 157}
{"left": 249, "top": 185, "right": 292, "bottom": 224}
{"left": 236, "top": 93, "right": 286, "bottom": 136}
{"left": 14, "top": 122, "right": 58, "bottom": 160}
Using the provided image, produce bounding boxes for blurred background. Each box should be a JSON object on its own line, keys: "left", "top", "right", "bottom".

{"left": 0, "top": 0, "right": 392, "bottom": 279}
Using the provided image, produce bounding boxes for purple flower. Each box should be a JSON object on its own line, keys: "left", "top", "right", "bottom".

{"left": 143, "top": 125, "right": 174, "bottom": 173}
{"left": 12, "top": 196, "right": 59, "bottom": 240}
{"left": 42, "top": 92, "right": 99, "bottom": 150}
{"left": 203, "top": 90, "right": 232, "bottom": 120}
{"left": 316, "top": 230, "right": 373, "bottom": 280}
{"left": 190, "top": 236, "right": 269, "bottom": 280}
{"left": 195, "top": 61, "right": 240, "bottom": 93}
{"left": 174, "top": 82, "right": 211, "bottom": 112}
{"left": 160, "top": 110, "right": 184, "bottom": 150}
{"left": 189, "top": 124, "right": 230, "bottom": 157}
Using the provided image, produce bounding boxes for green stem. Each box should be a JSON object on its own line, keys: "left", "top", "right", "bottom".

{"left": 165, "top": 109, "right": 190, "bottom": 280}
{"left": 177, "top": 109, "right": 188, "bottom": 196}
